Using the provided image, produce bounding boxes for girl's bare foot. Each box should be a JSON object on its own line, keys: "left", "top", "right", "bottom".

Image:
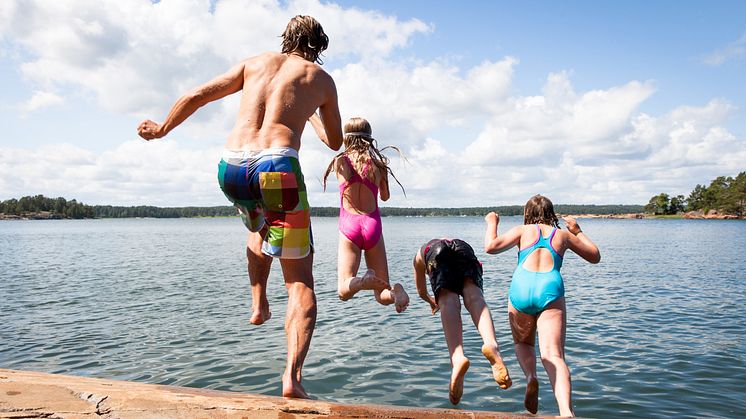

{"left": 351, "top": 269, "right": 389, "bottom": 293}
{"left": 525, "top": 377, "right": 539, "bottom": 414}
{"left": 338, "top": 270, "right": 389, "bottom": 300}
{"left": 391, "top": 283, "right": 410, "bottom": 313}
{"left": 449, "top": 355, "right": 470, "bottom": 405}
{"left": 481, "top": 344, "right": 512, "bottom": 389}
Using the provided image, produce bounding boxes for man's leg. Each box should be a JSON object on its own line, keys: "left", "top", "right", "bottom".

{"left": 509, "top": 301, "right": 540, "bottom": 414}
{"left": 537, "top": 297, "right": 573, "bottom": 417}
{"left": 438, "top": 289, "right": 470, "bottom": 405}
{"left": 279, "top": 252, "right": 316, "bottom": 399}
{"left": 247, "top": 228, "right": 272, "bottom": 325}
{"left": 461, "top": 279, "right": 511, "bottom": 389}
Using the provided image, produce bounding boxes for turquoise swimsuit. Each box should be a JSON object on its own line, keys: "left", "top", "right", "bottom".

{"left": 509, "top": 225, "right": 565, "bottom": 315}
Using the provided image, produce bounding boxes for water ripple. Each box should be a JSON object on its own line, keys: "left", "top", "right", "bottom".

{"left": 1, "top": 217, "right": 745, "bottom": 417}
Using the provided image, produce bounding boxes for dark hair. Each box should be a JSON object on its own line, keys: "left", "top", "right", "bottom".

{"left": 323, "top": 117, "right": 406, "bottom": 195}
{"left": 281, "top": 15, "right": 329, "bottom": 64}
{"left": 523, "top": 194, "right": 559, "bottom": 228}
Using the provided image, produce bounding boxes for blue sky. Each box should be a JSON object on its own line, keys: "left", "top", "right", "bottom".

{"left": 1, "top": 0, "right": 744, "bottom": 207}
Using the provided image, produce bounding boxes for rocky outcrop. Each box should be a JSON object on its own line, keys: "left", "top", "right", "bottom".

{"left": 682, "top": 210, "right": 742, "bottom": 220}
{"left": 0, "top": 369, "right": 536, "bottom": 418}
{"left": 0, "top": 211, "right": 66, "bottom": 220}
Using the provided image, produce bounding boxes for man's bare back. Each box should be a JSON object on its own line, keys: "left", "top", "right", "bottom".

{"left": 137, "top": 52, "right": 342, "bottom": 152}
{"left": 226, "top": 52, "right": 341, "bottom": 151}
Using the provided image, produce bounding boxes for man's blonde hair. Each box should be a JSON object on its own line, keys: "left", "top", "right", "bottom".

{"left": 281, "top": 15, "right": 329, "bottom": 64}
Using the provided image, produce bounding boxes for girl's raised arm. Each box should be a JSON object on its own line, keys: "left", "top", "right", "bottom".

{"left": 484, "top": 212, "right": 523, "bottom": 254}
{"left": 562, "top": 216, "right": 601, "bottom": 263}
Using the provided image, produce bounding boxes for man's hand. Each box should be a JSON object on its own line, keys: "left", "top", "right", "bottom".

{"left": 138, "top": 120, "right": 164, "bottom": 141}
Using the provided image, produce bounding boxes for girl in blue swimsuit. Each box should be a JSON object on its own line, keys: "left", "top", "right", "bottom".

{"left": 484, "top": 195, "right": 600, "bottom": 417}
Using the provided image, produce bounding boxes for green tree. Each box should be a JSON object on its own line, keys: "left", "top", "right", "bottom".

{"left": 669, "top": 195, "right": 686, "bottom": 214}
{"left": 644, "top": 193, "right": 670, "bottom": 215}
{"left": 687, "top": 184, "right": 707, "bottom": 211}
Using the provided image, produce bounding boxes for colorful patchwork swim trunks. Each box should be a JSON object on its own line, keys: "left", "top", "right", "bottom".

{"left": 218, "top": 147, "right": 312, "bottom": 259}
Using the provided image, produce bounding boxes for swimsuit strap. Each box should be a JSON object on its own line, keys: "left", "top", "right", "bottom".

{"left": 361, "top": 158, "right": 372, "bottom": 178}
{"left": 535, "top": 226, "right": 559, "bottom": 254}
{"left": 548, "top": 227, "right": 558, "bottom": 245}
{"left": 341, "top": 154, "right": 378, "bottom": 194}
{"left": 517, "top": 225, "right": 562, "bottom": 267}
{"left": 338, "top": 154, "right": 360, "bottom": 191}
{"left": 342, "top": 154, "right": 362, "bottom": 182}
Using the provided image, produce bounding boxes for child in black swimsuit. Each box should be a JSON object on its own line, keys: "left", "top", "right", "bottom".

{"left": 413, "top": 238, "right": 513, "bottom": 405}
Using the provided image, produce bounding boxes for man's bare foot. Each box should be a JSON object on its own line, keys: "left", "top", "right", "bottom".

{"left": 524, "top": 377, "right": 539, "bottom": 414}
{"left": 481, "top": 344, "right": 512, "bottom": 389}
{"left": 391, "top": 283, "right": 410, "bottom": 313}
{"left": 250, "top": 307, "right": 271, "bottom": 325}
{"left": 282, "top": 374, "right": 310, "bottom": 399}
{"left": 449, "top": 355, "right": 470, "bottom": 405}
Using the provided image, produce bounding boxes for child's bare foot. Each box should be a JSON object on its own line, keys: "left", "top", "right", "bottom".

{"left": 481, "top": 344, "right": 512, "bottom": 389}
{"left": 351, "top": 269, "right": 390, "bottom": 292}
{"left": 448, "top": 355, "right": 470, "bottom": 405}
{"left": 250, "top": 306, "right": 271, "bottom": 325}
{"left": 524, "top": 377, "right": 539, "bottom": 414}
{"left": 338, "top": 270, "right": 389, "bottom": 300}
{"left": 391, "top": 283, "right": 410, "bottom": 313}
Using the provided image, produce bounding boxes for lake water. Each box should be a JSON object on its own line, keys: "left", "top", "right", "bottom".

{"left": 1, "top": 216, "right": 745, "bottom": 418}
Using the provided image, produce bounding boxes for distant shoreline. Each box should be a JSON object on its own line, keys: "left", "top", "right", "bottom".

{"left": 2, "top": 210, "right": 743, "bottom": 221}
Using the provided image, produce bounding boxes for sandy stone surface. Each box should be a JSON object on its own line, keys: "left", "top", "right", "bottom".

{"left": 0, "top": 369, "right": 544, "bottom": 418}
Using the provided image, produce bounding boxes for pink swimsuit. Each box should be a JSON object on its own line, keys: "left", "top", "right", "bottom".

{"left": 338, "top": 155, "right": 382, "bottom": 250}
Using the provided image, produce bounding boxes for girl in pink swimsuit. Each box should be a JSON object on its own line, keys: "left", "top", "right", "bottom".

{"left": 319, "top": 117, "right": 409, "bottom": 312}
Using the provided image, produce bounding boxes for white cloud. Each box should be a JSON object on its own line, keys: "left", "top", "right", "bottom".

{"left": 463, "top": 73, "right": 657, "bottom": 168}
{"left": 0, "top": 0, "right": 430, "bottom": 118}
{"left": 0, "top": 140, "right": 224, "bottom": 206}
{"left": 703, "top": 32, "right": 746, "bottom": 66}
{"left": 331, "top": 56, "right": 517, "bottom": 143}
{"left": 19, "top": 90, "right": 64, "bottom": 114}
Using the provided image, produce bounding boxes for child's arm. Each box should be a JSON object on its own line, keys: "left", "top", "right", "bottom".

{"left": 379, "top": 169, "right": 390, "bottom": 201}
{"left": 562, "top": 216, "right": 601, "bottom": 263}
{"left": 484, "top": 212, "right": 523, "bottom": 254}
{"left": 413, "top": 251, "right": 438, "bottom": 314}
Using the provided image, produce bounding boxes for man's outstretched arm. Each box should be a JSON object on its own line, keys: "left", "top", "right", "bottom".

{"left": 138, "top": 62, "right": 245, "bottom": 140}
{"left": 315, "top": 76, "right": 343, "bottom": 151}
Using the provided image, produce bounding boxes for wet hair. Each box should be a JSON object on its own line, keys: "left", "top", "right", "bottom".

{"left": 323, "top": 117, "right": 406, "bottom": 195}
{"left": 281, "top": 15, "right": 329, "bottom": 64}
{"left": 523, "top": 194, "right": 560, "bottom": 228}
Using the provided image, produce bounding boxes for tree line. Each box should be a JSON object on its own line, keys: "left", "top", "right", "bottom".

{"left": 0, "top": 195, "right": 95, "bottom": 219}
{"left": 2, "top": 195, "right": 644, "bottom": 219}
{"left": 644, "top": 172, "right": 746, "bottom": 216}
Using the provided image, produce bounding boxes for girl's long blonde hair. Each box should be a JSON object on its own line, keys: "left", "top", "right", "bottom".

{"left": 323, "top": 117, "right": 406, "bottom": 194}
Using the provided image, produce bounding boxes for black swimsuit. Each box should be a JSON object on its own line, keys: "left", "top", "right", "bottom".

{"left": 421, "top": 238, "right": 483, "bottom": 298}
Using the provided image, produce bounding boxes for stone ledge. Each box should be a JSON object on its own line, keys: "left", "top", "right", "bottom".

{"left": 0, "top": 369, "right": 544, "bottom": 418}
